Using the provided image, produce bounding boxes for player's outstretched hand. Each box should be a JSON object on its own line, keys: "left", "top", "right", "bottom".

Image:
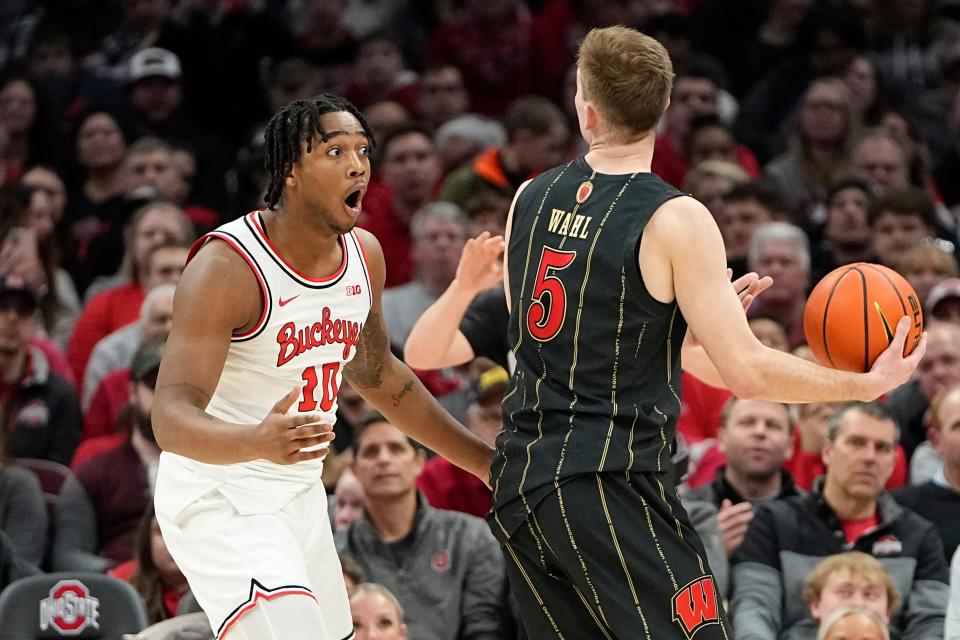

{"left": 730, "top": 269, "right": 773, "bottom": 313}
{"left": 452, "top": 231, "right": 504, "bottom": 296}
{"left": 252, "top": 387, "right": 336, "bottom": 464}
{"left": 865, "top": 317, "right": 927, "bottom": 400}
{"left": 687, "top": 270, "right": 773, "bottom": 348}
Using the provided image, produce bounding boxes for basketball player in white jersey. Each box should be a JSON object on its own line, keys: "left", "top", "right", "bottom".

{"left": 152, "top": 95, "right": 494, "bottom": 640}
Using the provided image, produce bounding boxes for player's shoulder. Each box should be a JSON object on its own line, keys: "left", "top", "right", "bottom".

{"left": 350, "top": 226, "right": 383, "bottom": 254}
{"left": 176, "top": 235, "right": 263, "bottom": 310}
{"left": 647, "top": 194, "right": 715, "bottom": 236}
{"left": 185, "top": 235, "right": 252, "bottom": 278}
{"left": 526, "top": 162, "right": 572, "bottom": 191}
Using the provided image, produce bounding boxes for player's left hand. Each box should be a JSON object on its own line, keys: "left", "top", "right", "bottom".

{"left": 686, "top": 270, "right": 772, "bottom": 348}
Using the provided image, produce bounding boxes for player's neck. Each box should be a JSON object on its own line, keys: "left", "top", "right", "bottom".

{"left": 262, "top": 207, "right": 342, "bottom": 271}
{"left": 823, "top": 478, "right": 877, "bottom": 521}
{"left": 365, "top": 491, "right": 418, "bottom": 543}
{"left": 724, "top": 466, "right": 782, "bottom": 502}
{"left": 583, "top": 132, "right": 654, "bottom": 175}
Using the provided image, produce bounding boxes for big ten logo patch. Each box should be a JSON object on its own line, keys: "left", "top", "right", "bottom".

{"left": 431, "top": 550, "right": 451, "bottom": 572}
{"left": 39, "top": 580, "right": 101, "bottom": 635}
{"left": 671, "top": 576, "right": 720, "bottom": 640}
{"left": 346, "top": 284, "right": 362, "bottom": 296}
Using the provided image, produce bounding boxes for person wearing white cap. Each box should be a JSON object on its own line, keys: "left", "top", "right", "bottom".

{"left": 928, "top": 278, "right": 960, "bottom": 325}
{"left": 128, "top": 48, "right": 184, "bottom": 128}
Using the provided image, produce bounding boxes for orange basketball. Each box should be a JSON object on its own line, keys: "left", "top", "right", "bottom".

{"left": 803, "top": 263, "right": 924, "bottom": 373}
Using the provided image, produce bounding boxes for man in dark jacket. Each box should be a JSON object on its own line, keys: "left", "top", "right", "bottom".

{"left": 0, "top": 274, "right": 80, "bottom": 465}
{"left": 731, "top": 401, "right": 948, "bottom": 640}
{"left": 682, "top": 397, "right": 801, "bottom": 557}
{"left": 336, "top": 413, "right": 508, "bottom": 640}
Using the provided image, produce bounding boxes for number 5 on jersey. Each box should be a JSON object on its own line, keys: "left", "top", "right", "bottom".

{"left": 526, "top": 247, "right": 576, "bottom": 341}
{"left": 299, "top": 362, "right": 341, "bottom": 412}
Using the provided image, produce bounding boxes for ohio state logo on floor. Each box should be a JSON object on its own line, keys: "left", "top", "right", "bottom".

{"left": 39, "top": 580, "right": 100, "bottom": 635}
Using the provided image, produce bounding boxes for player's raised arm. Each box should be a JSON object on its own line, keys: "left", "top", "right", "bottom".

{"left": 152, "top": 241, "right": 334, "bottom": 465}
{"left": 345, "top": 228, "right": 494, "bottom": 481}
{"left": 680, "top": 270, "right": 772, "bottom": 388}
{"left": 404, "top": 231, "right": 504, "bottom": 369}
{"left": 651, "top": 196, "right": 924, "bottom": 403}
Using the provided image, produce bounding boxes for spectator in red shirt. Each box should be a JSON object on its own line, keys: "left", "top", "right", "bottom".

{"left": 364, "top": 101, "right": 411, "bottom": 144}
{"left": 110, "top": 502, "right": 189, "bottom": 623}
{"left": 66, "top": 200, "right": 194, "bottom": 385}
{"left": 416, "top": 64, "right": 471, "bottom": 130}
{"left": 342, "top": 33, "right": 419, "bottom": 113}
{"left": 359, "top": 123, "right": 442, "bottom": 287}
{"left": 417, "top": 365, "right": 507, "bottom": 518}
{"left": 424, "top": 0, "right": 537, "bottom": 116}
{"left": 787, "top": 347, "right": 909, "bottom": 490}
{"left": 52, "top": 338, "right": 163, "bottom": 572}
{"left": 71, "top": 136, "right": 184, "bottom": 294}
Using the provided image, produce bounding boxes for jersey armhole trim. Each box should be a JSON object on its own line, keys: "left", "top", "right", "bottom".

{"left": 632, "top": 192, "right": 686, "bottom": 311}
{"left": 349, "top": 230, "right": 374, "bottom": 307}
{"left": 192, "top": 232, "right": 272, "bottom": 341}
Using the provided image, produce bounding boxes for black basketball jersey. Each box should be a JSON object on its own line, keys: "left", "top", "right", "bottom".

{"left": 489, "top": 156, "right": 687, "bottom": 540}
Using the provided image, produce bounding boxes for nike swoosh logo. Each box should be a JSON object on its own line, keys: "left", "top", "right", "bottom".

{"left": 278, "top": 295, "right": 301, "bottom": 307}
{"left": 874, "top": 302, "right": 895, "bottom": 343}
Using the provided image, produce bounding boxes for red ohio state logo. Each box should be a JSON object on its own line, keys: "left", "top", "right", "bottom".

{"left": 671, "top": 576, "right": 720, "bottom": 640}
{"left": 39, "top": 580, "right": 100, "bottom": 636}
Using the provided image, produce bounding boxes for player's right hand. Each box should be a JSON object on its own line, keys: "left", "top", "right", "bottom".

{"left": 865, "top": 317, "right": 927, "bottom": 400}
{"left": 251, "top": 387, "right": 336, "bottom": 464}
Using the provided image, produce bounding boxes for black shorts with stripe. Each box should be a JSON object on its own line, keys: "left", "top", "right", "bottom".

{"left": 501, "top": 471, "right": 731, "bottom": 640}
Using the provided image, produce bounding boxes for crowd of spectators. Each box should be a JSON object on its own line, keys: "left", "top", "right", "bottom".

{"left": 4, "top": 0, "right": 960, "bottom": 637}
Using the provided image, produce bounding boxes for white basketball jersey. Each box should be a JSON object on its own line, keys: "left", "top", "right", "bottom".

{"left": 157, "top": 211, "right": 371, "bottom": 516}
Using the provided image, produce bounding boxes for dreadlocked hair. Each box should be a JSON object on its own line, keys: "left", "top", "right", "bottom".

{"left": 263, "top": 94, "right": 374, "bottom": 210}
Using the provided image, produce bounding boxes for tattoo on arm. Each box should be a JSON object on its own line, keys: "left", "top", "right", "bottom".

{"left": 344, "top": 310, "right": 389, "bottom": 389}
{"left": 391, "top": 379, "right": 415, "bottom": 407}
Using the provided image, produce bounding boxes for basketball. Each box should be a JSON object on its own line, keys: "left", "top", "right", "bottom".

{"left": 803, "top": 263, "right": 924, "bottom": 373}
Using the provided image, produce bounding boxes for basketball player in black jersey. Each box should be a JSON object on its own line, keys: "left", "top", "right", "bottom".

{"left": 491, "top": 27, "right": 926, "bottom": 639}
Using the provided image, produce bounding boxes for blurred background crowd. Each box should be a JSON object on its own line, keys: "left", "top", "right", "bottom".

{"left": 2, "top": 0, "right": 960, "bottom": 639}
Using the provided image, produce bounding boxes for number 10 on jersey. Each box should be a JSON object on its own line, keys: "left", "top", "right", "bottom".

{"left": 299, "top": 362, "right": 341, "bottom": 412}
{"left": 526, "top": 246, "right": 576, "bottom": 341}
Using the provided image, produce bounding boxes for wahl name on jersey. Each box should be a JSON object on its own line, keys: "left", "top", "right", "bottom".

{"left": 276, "top": 306, "right": 363, "bottom": 367}
{"left": 548, "top": 208, "right": 592, "bottom": 240}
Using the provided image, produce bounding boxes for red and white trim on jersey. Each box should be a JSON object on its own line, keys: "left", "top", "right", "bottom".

{"left": 186, "top": 230, "right": 272, "bottom": 342}
{"left": 346, "top": 230, "right": 373, "bottom": 307}
{"left": 247, "top": 212, "right": 350, "bottom": 287}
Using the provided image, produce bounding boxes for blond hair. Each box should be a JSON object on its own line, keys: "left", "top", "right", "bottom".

{"left": 816, "top": 606, "right": 889, "bottom": 640}
{"left": 577, "top": 26, "right": 673, "bottom": 135}
{"left": 683, "top": 160, "right": 749, "bottom": 194}
{"left": 897, "top": 242, "right": 959, "bottom": 278}
{"left": 803, "top": 552, "right": 901, "bottom": 616}
{"left": 349, "top": 582, "right": 405, "bottom": 621}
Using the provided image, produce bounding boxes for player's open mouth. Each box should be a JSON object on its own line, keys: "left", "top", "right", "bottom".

{"left": 343, "top": 188, "right": 364, "bottom": 216}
